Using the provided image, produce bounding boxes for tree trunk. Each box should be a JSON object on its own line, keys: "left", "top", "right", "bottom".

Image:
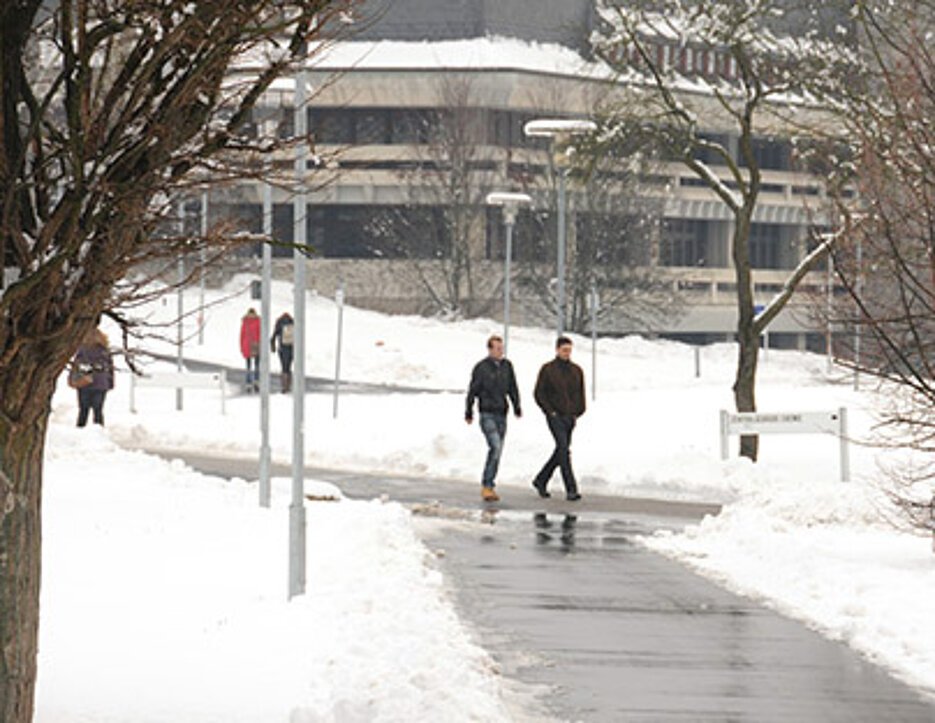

{"left": 734, "top": 325, "right": 760, "bottom": 460}
{"left": 732, "top": 208, "right": 760, "bottom": 461}
{"left": 0, "top": 409, "right": 48, "bottom": 722}
{"left": 0, "top": 336, "right": 69, "bottom": 722}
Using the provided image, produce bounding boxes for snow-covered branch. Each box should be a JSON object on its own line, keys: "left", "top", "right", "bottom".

{"left": 753, "top": 233, "right": 837, "bottom": 335}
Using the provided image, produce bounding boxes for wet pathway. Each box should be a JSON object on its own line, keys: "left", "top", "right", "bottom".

{"left": 426, "top": 512, "right": 935, "bottom": 722}
{"left": 140, "top": 447, "right": 935, "bottom": 722}
{"left": 147, "top": 352, "right": 461, "bottom": 395}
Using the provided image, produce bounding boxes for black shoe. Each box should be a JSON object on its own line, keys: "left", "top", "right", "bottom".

{"left": 532, "top": 480, "right": 551, "bottom": 498}
{"left": 566, "top": 493, "right": 582, "bottom": 502}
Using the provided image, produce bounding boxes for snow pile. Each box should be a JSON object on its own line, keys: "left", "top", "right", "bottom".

{"left": 36, "top": 423, "right": 510, "bottom": 722}
{"left": 645, "top": 476, "right": 935, "bottom": 694}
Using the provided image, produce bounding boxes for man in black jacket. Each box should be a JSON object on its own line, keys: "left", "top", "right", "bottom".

{"left": 465, "top": 335, "right": 521, "bottom": 501}
{"left": 533, "top": 336, "right": 586, "bottom": 501}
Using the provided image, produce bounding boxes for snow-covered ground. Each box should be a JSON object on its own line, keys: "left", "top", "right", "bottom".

{"left": 36, "top": 423, "right": 513, "bottom": 722}
{"left": 103, "top": 276, "right": 870, "bottom": 503}
{"left": 42, "top": 276, "right": 935, "bottom": 713}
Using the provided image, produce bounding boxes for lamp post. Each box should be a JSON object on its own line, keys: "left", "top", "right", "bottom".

{"left": 290, "top": 67, "right": 309, "bottom": 599}
{"left": 199, "top": 189, "right": 207, "bottom": 345}
{"left": 523, "top": 119, "right": 596, "bottom": 338}
{"left": 176, "top": 199, "right": 185, "bottom": 411}
{"left": 259, "top": 120, "right": 275, "bottom": 509}
{"left": 486, "top": 192, "right": 532, "bottom": 356}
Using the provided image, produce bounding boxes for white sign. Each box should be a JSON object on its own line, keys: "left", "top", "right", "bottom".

{"left": 130, "top": 370, "right": 227, "bottom": 415}
{"left": 726, "top": 411, "right": 842, "bottom": 435}
{"left": 720, "top": 408, "right": 850, "bottom": 482}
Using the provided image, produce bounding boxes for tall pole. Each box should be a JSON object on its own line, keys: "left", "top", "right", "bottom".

{"left": 199, "top": 190, "right": 207, "bottom": 345}
{"left": 826, "top": 251, "right": 833, "bottom": 373}
{"left": 503, "top": 218, "right": 514, "bottom": 356}
{"left": 590, "top": 284, "right": 597, "bottom": 402}
{"left": 333, "top": 282, "right": 345, "bottom": 419}
{"left": 259, "top": 124, "right": 273, "bottom": 508}
{"left": 290, "top": 68, "right": 308, "bottom": 599}
{"left": 556, "top": 167, "right": 567, "bottom": 338}
{"left": 854, "top": 237, "right": 862, "bottom": 391}
{"left": 176, "top": 201, "right": 184, "bottom": 411}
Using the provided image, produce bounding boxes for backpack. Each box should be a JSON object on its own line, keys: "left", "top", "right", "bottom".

{"left": 280, "top": 321, "right": 295, "bottom": 347}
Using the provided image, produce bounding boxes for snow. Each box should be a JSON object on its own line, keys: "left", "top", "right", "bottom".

{"left": 36, "top": 424, "right": 511, "bottom": 722}
{"left": 100, "top": 276, "right": 866, "bottom": 505}
{"left": 303, "top": 36, "right": 603, "bottom": 78}
{"left": 43, "top": 275, "right": 935, "bottom": 706}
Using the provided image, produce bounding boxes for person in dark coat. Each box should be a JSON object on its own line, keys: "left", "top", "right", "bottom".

{"left": 270, "top": 311, "right": 295, "bottom": 393}
{"left": 532, "top": 336, "right": 586, "bottom": 501}
{"left": 72, "top": 328, "right": 115, "bottom": 427}
{"left": 465, "top": 335, "right": 521, "bottom": 502}
{"left": 240, "top": 308, "right": 261, "bottom": 392}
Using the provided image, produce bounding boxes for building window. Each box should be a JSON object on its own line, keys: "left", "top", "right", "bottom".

{"left": 748, "top": 223, "right": 784, "bottom": 269}
{"left": 745, "top": 137, "right": 792, "bottom": 171}
{"left": 355, "top": 109, "right": 391, "bottom": 145}
{"left": 661, "top": 219, "right": 710, "bottom": 267}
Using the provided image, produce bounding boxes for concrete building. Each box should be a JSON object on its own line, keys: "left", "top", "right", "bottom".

{"left": 211, "top": 0, "right": 842, "bottom": 348}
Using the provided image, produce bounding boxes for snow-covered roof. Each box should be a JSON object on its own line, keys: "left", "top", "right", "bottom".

{"left": 237, "top": 35, "right": 610, "bottom": 79}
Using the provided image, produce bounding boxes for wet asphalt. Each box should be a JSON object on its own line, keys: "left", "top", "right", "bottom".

{"left": 146, "top": 353, "right": 462, "bottom": 395}
{"left": 137, "top": 447, "right": 935, "bottom": 722}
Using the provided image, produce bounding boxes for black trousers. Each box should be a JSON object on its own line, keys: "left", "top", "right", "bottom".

{"left": 77, "top": 388, "right": 107, "bottom": 427}
{"left": 278, "top": 346, "right": 294, "bottom": 375}
{"left": 534, "top": 414, "right": 578, "bottom": 495}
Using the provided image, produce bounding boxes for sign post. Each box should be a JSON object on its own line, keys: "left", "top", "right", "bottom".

{"left": 720, "top": 408, "right": 850, "bottom": 482}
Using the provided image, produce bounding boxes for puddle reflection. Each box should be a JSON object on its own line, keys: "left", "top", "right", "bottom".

{"left": 534, "top": 512, "right": 578, "bottom": 551}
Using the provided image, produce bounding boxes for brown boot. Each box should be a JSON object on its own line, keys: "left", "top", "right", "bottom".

{"left": 481, "top": 487, "right": 500, "bottom": 502}
{"left": 281, "top": 372, "right": 291, "bottom": 393}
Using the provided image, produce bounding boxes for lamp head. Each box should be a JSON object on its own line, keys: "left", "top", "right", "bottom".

{"left": 486, "top": 192, "right": 533, "bottom": 225}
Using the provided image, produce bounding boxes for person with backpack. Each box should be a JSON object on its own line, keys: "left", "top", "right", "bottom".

{"left": 271, "top": 311, "right": 295, "bottom": 393}
{"left": 240, "top": 308, "right": 261, "bottom": 393}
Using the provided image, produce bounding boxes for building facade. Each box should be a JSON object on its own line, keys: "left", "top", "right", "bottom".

{"left": 211, "top": 0, "right": 841, "bottom": 347}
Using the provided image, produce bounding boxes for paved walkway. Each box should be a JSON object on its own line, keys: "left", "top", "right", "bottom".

{"left": 148, "top": 352, "right": 461, "bottom": 395}
{"left": 427, "top": 514, "right": 935, "bottom": 722}
{"left": 142, "top": 447, "right": 935, "bottom": 722}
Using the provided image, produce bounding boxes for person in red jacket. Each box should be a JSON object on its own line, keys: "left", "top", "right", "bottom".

{"left": 240, "top": 308, "right": 261, "bottom": 393}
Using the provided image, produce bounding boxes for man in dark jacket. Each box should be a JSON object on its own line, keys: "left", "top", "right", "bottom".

{"left": 533, "top": 336, "right": 585, "bottom": 501}
{"left": 465, "top": 335, "right": 521, "bottom": 501}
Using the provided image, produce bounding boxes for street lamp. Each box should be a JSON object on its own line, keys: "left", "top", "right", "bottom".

{"left": 486, "top": 191, "right": 532, "bottom": 356}
{"left": 523, "top": 119, "right": 597, "bottom": 337}
{"left": 291, "top": 68, "right": 309, "bottom": 599}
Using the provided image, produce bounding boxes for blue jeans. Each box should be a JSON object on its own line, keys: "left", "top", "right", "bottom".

{"left": 480, "top": 413, "right": 507, "bottom": 488}
{"left": 245, "top": 356, "right": 258, "bottom": 386}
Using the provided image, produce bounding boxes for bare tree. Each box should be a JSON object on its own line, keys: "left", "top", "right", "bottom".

{"left": 0, "top": 2, "right": 358, "bottom": 719}
{"left": 368, "top": 77, "right": 497, "bottom": 318}
{"left": 511, "top": 154, "right": 681, "bottom": 334}
{"left": 818, "top": 1, "right": 935, "bottom": 535}
{"left": 591, "top": 0, "right": 852, "bottom": 459}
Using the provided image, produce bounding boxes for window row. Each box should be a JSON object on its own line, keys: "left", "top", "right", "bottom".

{"left": 248, "top": 107, "right": 797, "bottom": 172}
{"left": 220, "top": 203, "right": 803, "bottom": 269}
